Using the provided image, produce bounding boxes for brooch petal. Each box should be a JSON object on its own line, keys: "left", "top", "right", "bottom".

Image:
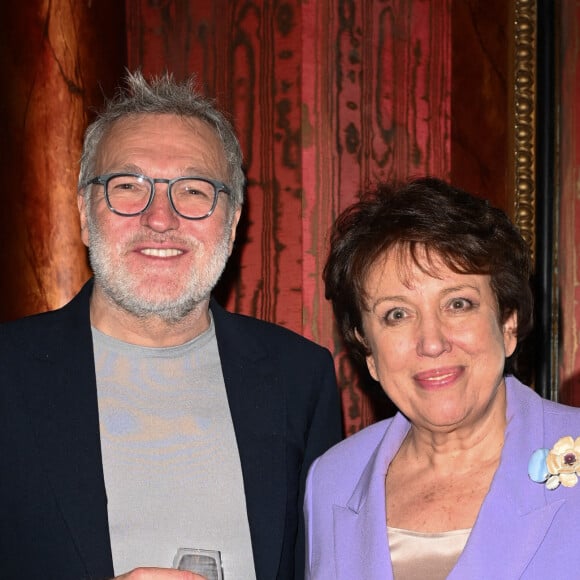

{"left": 528, "top": 448, "right": 550, "bottom": 483}
{"left": 529, "top": 436, "right": 580, "bottom": 490}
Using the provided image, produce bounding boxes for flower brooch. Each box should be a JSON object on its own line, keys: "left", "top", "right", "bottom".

{"left": 528, "top": 436, "right": 580, "bottom": 490}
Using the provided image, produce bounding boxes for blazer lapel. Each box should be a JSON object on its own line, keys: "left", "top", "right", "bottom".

{"left": 211, "top": 301, "right": 286, "bottom": 580}
{"left": 19, "top": 283, "right": 113, "bottom": 579}
{"left": 451, "top": 378, "right": 565, "bottom": 578}
{"left": 454, "top": 482, "right": 564, "bottom": 578}
{"left": 332, "top": 415, "right": 411, "bottom": 580}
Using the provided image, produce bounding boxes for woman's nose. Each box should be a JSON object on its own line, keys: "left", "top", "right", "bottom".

{"left": 416, "top": 316, "right": 452, "bottom": 357}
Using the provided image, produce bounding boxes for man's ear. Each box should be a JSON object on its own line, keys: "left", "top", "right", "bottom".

{"left": 227, "top": 207, "right": 242, "bottom": 255}
{"left": 77, "top": 193, "right": 89, "bottom": 247}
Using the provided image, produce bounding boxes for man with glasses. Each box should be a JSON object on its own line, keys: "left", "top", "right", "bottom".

{"left": 0, "top": 71, "right": 342, "bottom": 580}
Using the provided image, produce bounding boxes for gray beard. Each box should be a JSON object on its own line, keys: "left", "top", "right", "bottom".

{"left": 86, "top": 218, "right": 233, "bottom": 323}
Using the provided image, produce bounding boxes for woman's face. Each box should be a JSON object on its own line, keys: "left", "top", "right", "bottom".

{"left": 360, "top": 248, "right": 518, "bottom": 433}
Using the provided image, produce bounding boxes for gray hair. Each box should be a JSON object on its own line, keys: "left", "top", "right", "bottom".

{"left": 78, "top": 70, "right": 245, "bottom": 208}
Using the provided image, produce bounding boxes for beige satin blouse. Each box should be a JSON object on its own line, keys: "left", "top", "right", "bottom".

{"left": 387, "top": 526, "right": 471, "bottom": 579}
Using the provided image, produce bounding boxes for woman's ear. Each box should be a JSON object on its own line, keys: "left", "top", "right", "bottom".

{"left": 365, "top": 354, "right": 379, "bottom": 382}
{"left": 502, "top": 311, "right": 518, "bottom": 358}
{"left": 355, "top": 328, "right": 379, "bottom": 381}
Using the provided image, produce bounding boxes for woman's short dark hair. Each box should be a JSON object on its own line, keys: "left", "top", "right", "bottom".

{"left": 323, "top": 177, "right": 534, "bottom": 365}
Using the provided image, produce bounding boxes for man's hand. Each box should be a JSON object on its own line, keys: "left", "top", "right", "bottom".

{"left": 114, "top": 567, "right": 206, "bottom": 580}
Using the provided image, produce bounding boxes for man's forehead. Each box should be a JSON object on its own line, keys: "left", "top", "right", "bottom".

{"left": 95, "top": 113, "right": 228, "bottom": 176}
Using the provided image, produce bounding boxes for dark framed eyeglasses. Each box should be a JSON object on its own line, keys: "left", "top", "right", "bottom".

{"left": 84, "top": 173, "right": 232, "bottom": 220}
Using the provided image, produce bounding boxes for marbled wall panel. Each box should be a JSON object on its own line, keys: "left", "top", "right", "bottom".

{"left": 0, "top": 1, "right": 126, "bottom": 321}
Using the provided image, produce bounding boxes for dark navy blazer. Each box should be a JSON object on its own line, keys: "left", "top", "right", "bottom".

{"left": 0, "top": 281, "right": 342, "bottom": 580}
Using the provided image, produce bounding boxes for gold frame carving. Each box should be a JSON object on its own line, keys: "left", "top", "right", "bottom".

{"left": 513, "top": 0, "right": 537, "bottom": 262}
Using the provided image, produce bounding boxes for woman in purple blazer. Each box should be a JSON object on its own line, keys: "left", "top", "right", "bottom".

{"left": 305, "top": 178, "right": 580, "bottom": 579}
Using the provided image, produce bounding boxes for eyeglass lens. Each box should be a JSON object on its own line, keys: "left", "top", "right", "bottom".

{"left": 106, "top": 174, "right": 217, "bottom": 218}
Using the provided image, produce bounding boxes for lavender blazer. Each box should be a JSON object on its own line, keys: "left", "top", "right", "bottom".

{"left": 305, "top": 376, "right": 580, "bottom": 579}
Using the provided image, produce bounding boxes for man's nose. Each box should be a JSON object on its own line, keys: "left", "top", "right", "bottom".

{"left": 139, "top": 183, "right": 180, "bottom": 231}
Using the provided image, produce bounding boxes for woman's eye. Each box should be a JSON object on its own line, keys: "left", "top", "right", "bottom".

{"left": 385, "top": 308, "right": 407, "bottom": 322}
{"left": 448, "top": 298, "right": 473, "bottom": 310}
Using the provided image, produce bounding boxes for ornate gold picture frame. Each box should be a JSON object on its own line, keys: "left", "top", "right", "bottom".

{"left": 513, "top": 0, "right": 559, "bottom": 400}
